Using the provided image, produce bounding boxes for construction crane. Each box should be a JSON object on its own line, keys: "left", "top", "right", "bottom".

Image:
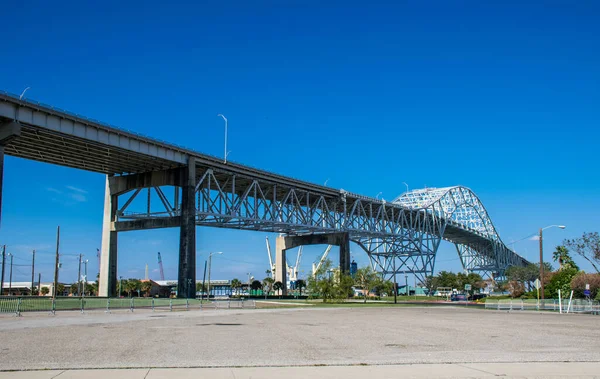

{"left": 265, "top": 237, "right": 275, "bottom": 278}
{"left": 265, "top": 236, "right": 303, "bottom": 287}
{"left": 312, "top": 245, "right": 333, "bottom": 277}
{"left": 157, "top": 252, "right": 165, "bottom": 281}
{"left": 289, "top": 246, "right": 302, "bottom": 282}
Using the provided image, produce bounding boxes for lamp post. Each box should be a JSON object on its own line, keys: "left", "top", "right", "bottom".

{"left": 207, "top": 252, "right": 222, "bottom": 299}
{"left": 8, "top": 254, "right": 13, "bottom": 296}
{"left": 217, "top": 114, "right": 228, "bottom": 164}
{"left": 539, "top": 225, "right": 566, "bottom": 300}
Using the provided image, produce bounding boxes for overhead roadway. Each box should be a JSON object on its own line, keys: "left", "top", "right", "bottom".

{"left": 0, "top": 90, "right": 529, "bottom": 297}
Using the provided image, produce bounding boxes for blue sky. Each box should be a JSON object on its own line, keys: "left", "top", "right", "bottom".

{"left": 1, "top": 1, "right": 598, "bottom": 284}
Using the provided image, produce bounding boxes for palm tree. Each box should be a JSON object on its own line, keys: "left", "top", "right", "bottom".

{"left": 273, "top": 281, "right": 284, "bottom": 298}
{"left": 141, "top": 281, "right": 153, "bottom": 297}
{"left": 230, "top": 278, "right": 242, "bottom": 296}
{"left": 262, "top": 277, "right": 274, "bottom": 299}
{"left": 41, "top": 287, "right": 50, "bottom": 296}
{"left": 296, "top": 279, "right": 306, "bottom": 297}
{"left": 553, "top": 245, "right": 579, "bottom": 270}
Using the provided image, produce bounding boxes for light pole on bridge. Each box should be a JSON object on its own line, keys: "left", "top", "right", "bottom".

{"left": 217, "top": 114, "right": 228, "bottom": 164}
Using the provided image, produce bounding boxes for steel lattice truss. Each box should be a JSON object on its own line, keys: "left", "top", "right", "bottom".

{"left": 118, "top": 170, "right": 528, "bottom": 282}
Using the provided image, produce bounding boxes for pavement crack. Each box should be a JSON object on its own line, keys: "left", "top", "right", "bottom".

{"left": 143, "top": 368, "right": 151, "bottom": 379}
{"left": 458, "top": 363, "right": 504, "bottom": 376}
{"left": 50, "top": 370, "right": 66, "bottom": 378}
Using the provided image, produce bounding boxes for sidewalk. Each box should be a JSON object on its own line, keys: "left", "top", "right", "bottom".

{"left": 1, "top": 362, "right": 598, "bottom": 379}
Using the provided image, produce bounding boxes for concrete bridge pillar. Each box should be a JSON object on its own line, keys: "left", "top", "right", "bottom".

{"left": 275, "top": 232, "right": 351, "bottom": 296}
{"left": 99, "top": 175, "right": 118, "bottom": 297}
{"left": 177, "top": 157, "right": 196, "bottom": 298}
{"left": 0, "top": 121, "right": 21, "bottom": 229}
{"left": 98, "top": 159, "right": 198, "bottom": 298}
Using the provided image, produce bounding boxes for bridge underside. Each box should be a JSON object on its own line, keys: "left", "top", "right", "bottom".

{"left": 0, "top": 94, "right": 529, "bottom": 299}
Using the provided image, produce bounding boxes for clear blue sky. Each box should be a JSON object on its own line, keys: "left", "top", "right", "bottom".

{"left": 1, "top": 1, "right": 598, "bottom": 284}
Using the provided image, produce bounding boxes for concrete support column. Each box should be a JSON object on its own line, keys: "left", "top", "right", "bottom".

{"left": 275, "top": 232, "right": 351, "bottom": 296}
{"left": 339, "top": 232, "right": 351, "bottom": 275}
{"left": 0, "top": 120, "right": 21, "bottom": 230}
{"left": 275, "top": 237, "right": 288, "bottom": 296}
{"left": 177, "top": 158, "right": 196, "bottom": 298}
{"left": 99, "top": 176, "right": 118, "bottom": 297}
{"left": 0, "top": 145, "right": 4, "bottom": 229}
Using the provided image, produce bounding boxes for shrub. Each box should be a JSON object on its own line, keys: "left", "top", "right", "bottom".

{"left": 570, "top": 272, "right": 600, "bottom": 299}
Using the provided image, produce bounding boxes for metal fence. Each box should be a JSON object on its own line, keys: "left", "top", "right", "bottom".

{"left": 0, "top": 296, "right": 257, "bottom": 316}
{"left": 485, "top": 298, "right": 600, "bottom": 314}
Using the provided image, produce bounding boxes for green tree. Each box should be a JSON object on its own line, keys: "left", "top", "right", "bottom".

{"left": 141, "top": 281, "right": 153, "bottom": 297}
{"left": 70, "top": 282, "right": 80, "bottom": 295}
{"left": 250, "top": 279, "right": 262, "bottom": 295}
{"left": 421, "top": 275, "right": 440, "bottom": 296}
{"left": 553, "top": 245, "right": 579, "bottom": 271}
{"left": 56, "top": 284, "right": 65, "bottom": 296}
{"left": 296, "top": 279, "right": 307, "bottom": 296}
{"left": 307, "top": 259, "right": 337, "bottom": 302}
{"left": 336, "top": 274, "right": 355, "bottom": 300}
{"left": 41, "top": 287, "right": 50, "bottom": 296}
{"left": 230, "top": 278, "right": 242, "bottom": 296}
{"left": 564, "top": 232, "right": 600, "bottom": 274}
{"left": 354, "top": 266, "right": 379, "bottom": 303}
{"left": 125, "top": 278, "right": 141, "bottom": 297}
{"left": 545, "top": 267, "right": 578, "bottom": 299}
{"left": 273, "top": 281, "right": 284, "bottom": 298}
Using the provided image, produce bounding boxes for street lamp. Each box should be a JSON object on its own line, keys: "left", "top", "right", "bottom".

{"left": 207, "top": 252, "right": 223, "bottom": 299}
{"left": 217, "top": 114, "right": 228, "bottom": 164}
{"left": 539, "top": 225, "right": 566, "bottom": 300}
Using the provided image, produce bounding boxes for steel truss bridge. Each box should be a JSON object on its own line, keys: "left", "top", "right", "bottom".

{"left": 0, "top": 91, "right": 528, "bottom": 297}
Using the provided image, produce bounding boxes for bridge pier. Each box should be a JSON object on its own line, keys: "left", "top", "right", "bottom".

{"left": 98, "top": 160, "right": 198, "bottom": 298}
{"left": 275, "top": 232, "right": 350, "bottom": 296}
{"left": 99, "top": 176, "right": 119, "bottom": 297}
{"left": 0, "top": 121, "right": 21, "bottom": 229}
{"left": 177, "top": 158, "right": 196, "bottom": 298}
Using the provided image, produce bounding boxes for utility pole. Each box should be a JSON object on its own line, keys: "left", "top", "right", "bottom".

{"left": 539, "top": 228, "right": 544, "bottom": 301}
{"left": 38, "top": 273, "right": 41, "bottom": 295}
{"left": 52, "top": 226, "right": 60, "bottom": 299}
{"left": 31, "top": 250, "right": 35, "bottom": 295}
{"left": 392, "top": 259, "right": 397, "bottom": 304}
{"left": 201, "top": 260, "right": 207, "bottom": 300}
{"left": 1, "top": 245, "right": 5, "bottom": 296}
{"left": 8, "top": 253, "right": 13, "bottom": 295}
{"left": 77, "top": 254, "right": 82, "bottom": 296}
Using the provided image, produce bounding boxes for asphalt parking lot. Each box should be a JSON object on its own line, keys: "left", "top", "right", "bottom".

{"left": 0, "top": 305, "right": 598, "bottom": 371}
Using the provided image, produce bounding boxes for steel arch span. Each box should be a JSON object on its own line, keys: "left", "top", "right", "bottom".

{"left": 363, "top": 186, "right": 529, "bottom": 283}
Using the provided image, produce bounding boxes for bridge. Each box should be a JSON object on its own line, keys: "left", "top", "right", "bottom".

{"left": 0, "top": 90, "right": 528, "bottom": 297}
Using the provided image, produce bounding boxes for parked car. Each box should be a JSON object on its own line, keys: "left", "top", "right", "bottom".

{"left": 450, "top": 293, "right": 467, "bottom": 301}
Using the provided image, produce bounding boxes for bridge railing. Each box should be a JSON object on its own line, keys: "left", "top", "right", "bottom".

{"left": 485, "top": 298, "right": 600, "bottom": 314}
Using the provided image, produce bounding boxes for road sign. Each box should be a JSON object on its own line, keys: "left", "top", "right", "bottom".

{"left": 585, "top": 284, "right": 590, "bottom": 290}
{"left": 534, "top": 279, "right": 541, "bottom": 290}
{"left": 464, "top": 284, "right": 472, "bottom": 291}
{"left": 584, "top": 289, "right": 591, "bottom": 297}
